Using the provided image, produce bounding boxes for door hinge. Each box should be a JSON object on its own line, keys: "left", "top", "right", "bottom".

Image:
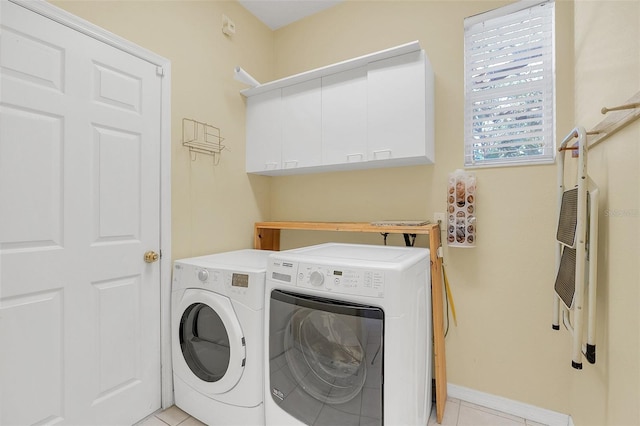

{"left": 156, "top": 66, "right": 164, "bottom": 77}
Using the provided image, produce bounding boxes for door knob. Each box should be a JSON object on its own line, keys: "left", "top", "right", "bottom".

{"left": 144, "top": 251, "right": 159, "bottom": 263}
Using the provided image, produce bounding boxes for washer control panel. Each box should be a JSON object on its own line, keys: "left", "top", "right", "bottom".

{"left": 269, "top": 259, "right": 385, "bottom": 298}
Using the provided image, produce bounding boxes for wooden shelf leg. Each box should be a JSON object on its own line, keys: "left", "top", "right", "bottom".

{"left": 430, "top": 227, "right": 447, "bottom": 424}
{"left": 254, "top": 227, "right": 281, "bottom": 251}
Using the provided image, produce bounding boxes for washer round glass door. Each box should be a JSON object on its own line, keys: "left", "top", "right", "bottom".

{"left": 176, "top": 289, "right": 246, "bottom": 395}
{"left": 269, "top": 290, "right": 384, "bottom": 426}
{"left": 285, "top": 308, "right": 367, "bottom": 404}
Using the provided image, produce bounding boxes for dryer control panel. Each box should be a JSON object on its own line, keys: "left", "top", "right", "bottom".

{"left": 268, "top": 260, "right": 385, "bottom": 298}
{"left": 172, "top": 264, "right": 266, "bottom": 311}
{"left": 194, "top": 268, "right": 252, "bottom": 296}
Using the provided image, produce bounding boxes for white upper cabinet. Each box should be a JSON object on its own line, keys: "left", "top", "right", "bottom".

{"left": 281, "top": 79, "right": 322, "bottom": 170}
{"left": 246, "top": 89, "right": 282, "bottom": 173}
{"left": 243, "top": 41, "right": 434, "bottom": 175}
{"left": 367, "top": 50, "right": 434, "bottom": 166}
{"left": 322, "top": 66, "right": 368, "bottom": 166}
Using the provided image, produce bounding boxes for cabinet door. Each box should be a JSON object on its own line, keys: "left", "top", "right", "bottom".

{"left": 322, "top": 67, "right": 368, "bottom": 166}
{"left": 367, "top": 51, "right": 431, "bottom": 163}
{"left": 246, "top": 89, "right": 282, "bottom": 173}
{"left": 281, "top": 79, "right": 321, "bottom": 170}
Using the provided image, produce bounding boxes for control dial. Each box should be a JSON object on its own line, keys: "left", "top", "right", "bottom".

{"left": 197, "top": 269, "right": 209, "bottom": 282}
{"left": 309, "top": 270, "right": 325, "bottom": 286}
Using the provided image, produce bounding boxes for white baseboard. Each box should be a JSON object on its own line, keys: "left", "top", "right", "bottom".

{"left": 447, "top": 383, "right": 572, "bottom": 426}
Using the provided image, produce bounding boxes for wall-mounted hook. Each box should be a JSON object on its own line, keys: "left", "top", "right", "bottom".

{"left": 601, "top": 102, "right": 640, "bottom": 114}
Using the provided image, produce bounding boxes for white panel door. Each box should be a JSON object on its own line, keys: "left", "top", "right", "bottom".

{"left": 0, "top": 2, "right": 162, "bottom": 425}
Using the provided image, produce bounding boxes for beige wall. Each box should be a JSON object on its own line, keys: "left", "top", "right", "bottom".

{"left": 47, "top": 0, "right": 640, "bottom": 424}
{"left": 51, "top": 0, "right": 276, "bottom": 261}
{"left": 571, "top": 1, "right": 640, "bottom": 425}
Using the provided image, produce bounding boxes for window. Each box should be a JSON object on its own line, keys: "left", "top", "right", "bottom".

{"left": 464, "top": 0, "right": 555, "bottom": 167}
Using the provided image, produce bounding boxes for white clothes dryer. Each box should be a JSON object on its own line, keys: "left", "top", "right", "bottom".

{"left": 264, "top": 243, "right": 432, "bottom": 426}
{"left": 172, "top": 249, "right": 273, "bottom": 426}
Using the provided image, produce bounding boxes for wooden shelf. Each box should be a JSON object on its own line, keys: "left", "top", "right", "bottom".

{"left": 254, "top": 221, "right": 448, "bottom": 424}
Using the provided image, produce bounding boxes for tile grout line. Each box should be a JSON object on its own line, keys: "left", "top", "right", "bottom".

{"left": 153, "top": 414, "right": 172, "bottom": 426}
{"left": 176, "top": 416, "right": 193, "bottom": 426}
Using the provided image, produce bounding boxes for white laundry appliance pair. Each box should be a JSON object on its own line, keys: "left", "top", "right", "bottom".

{"left": 172, "top": 243, "right": 432, "bottom": 426}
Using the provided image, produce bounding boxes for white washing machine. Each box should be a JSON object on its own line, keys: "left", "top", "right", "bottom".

{"left": 172, "top": 249, "right": 273, "bottom": 425}
{"left": 264, "top": 243, "right": 432, "bottom": 426}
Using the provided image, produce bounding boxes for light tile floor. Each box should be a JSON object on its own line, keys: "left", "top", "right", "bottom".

{"left": 136, "top": 405, "right": 205, "bottom": 426}
{"left": 138, "top": 398, "right": 549, "bottom": 426}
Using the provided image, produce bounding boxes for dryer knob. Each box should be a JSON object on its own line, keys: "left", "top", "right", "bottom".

{"left": 309, "top": 271, "right": 324, "bottom": 286}
{"left": 197, "top": 269, "right": 209, "bottom": 282}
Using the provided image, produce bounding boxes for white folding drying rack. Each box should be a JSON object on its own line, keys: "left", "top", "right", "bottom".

{"left": 553, "top": 126, "right": 599, "bottom": 370}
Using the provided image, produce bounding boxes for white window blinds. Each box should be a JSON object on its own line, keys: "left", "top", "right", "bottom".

{"left": 464, "top": 0, "right": 555, "bottom": 167}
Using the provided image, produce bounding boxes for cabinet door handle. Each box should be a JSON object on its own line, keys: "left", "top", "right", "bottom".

{"left": 265, "top": 162, "right": 279, "bottom": 170}
{"left": 372, "top": 149, "right": 392, "bottom": 159}
{"left": 347, "top": 153, "right": 364, "bottom": 162}
{"left": 283, "top": 160, "right": 299, "bottom": 168}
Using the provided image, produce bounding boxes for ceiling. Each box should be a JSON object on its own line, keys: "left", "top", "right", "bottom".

{"left": 238, "top": 0, "right": 344, "bottom": 30}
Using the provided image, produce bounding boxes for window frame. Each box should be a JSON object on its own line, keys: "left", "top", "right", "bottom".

{"left": 464, "top": 0, "right": 556, "bottom": 168}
